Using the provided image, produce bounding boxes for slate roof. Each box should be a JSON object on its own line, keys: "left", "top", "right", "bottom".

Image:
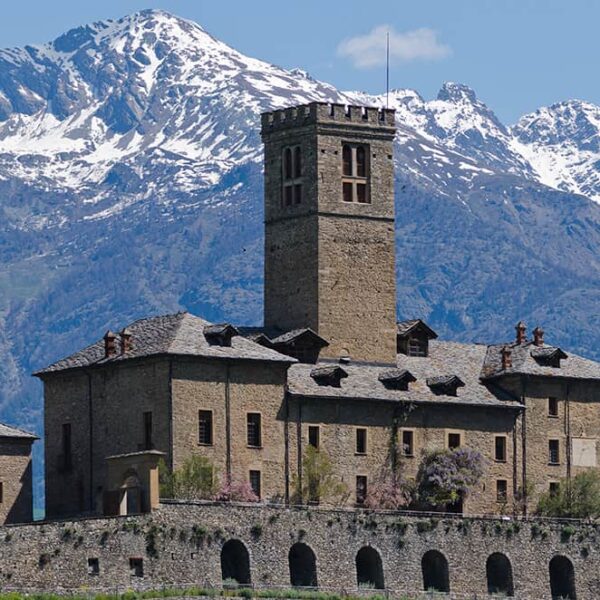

{"left": 397, "top": 319, "right": 438, "bottom": 339}
{"left": 0, "top": 422, "right": 38, "bottom": 440}
{"left": 271, "top": 328, "right": 329, "bottom": 347}
{"left": 288, "top": 341, "right": 521, "bottom": 408}
{"left": 481, "top": 342, "right": 600, "bottom": 381}
{"left": 35, "top": 312, "right": 295, "bottom": 375}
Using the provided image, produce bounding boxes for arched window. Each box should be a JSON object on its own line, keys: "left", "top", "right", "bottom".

{"left": 294, "top": 146, "right": 302, "bottom": 178}
{"left": 289, "top": 542, "right": 317, "bottom": 588}
{"left": 549, "top": 555, "right": 576, "bottom": 599}
{"left": 341, "top": 144, "right": 369, "bottom": 203}
{"left": 486, "top": 553, "right": 514, "bottom": 596}
{"left": 356, "top": 146, "right": 366, "bottom": 177}
{"left": 356, "top": 546, "right": 385, "bottom": 590}
{"left": 284, "top": 148, "right": 293, "bottom": 180}
{"left": 221, "top": 539, "right": 251, "bottom": 586}
{"left": 421, "top": 550, "right": 450, "bottom": 593}
{"left": 282, "top": 146, "right": 302, "bottom": 207}
{"left": 343, "top": 145, "right": 352, "bottom": 176}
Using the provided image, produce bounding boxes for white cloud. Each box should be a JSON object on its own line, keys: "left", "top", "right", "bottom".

{"left": 337, "top": 25, "right": 451, "bottom": 69}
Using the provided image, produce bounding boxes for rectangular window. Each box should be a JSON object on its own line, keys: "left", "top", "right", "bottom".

{"left": 407, "top": 338, "right": 427, "bottom": 357}
{"left": 308, "top": 426, "right": 320, "bottom": 449}
{"left": 495, "top": 436, "right": 507, "bottom": 462}
{"left": 247, "top": 413, "right": 262, "bottom": 448}
{"left": 249, "top": 470, "right": 261, "bottom": 499}
{"left": 356, "top": 183, "right": 368, "bottom": 203}
{"left": 294, "top": 184, "right": 302, "bottom": 204}
{"left": 342, "top": 181, "right": 353, "bottom": 203}
{"left": 496, "top": 480, "right": 508, "bottom": 503}
{"left": 87, "top": 558, "right": 100, "bottom": 576}
{"left": 402, "top": 430, "right": 415, "bottom": 456}
{"left": 129, "top": 558, "right": 144, "bottom": 578}
{"left": 549, "top": 439, "right": 560, "bottom": 465}
{"left": 448, "top": 432, "right": 461, "bottom": 450}
{"left": 0, "top": 481, "right": 3, "bottom": 504}
{"left": 198, "top": 410, "right": 213, "bottom": 446}
{"left": 548, "top": 397, "right": 559, "bottom": 417}
{"left": 549, "top": 482, "right": 560, "bottom": 497}
{"left": 143, "top": 411, "right": 153, "bottom": 450}
{"left": 356, "top": 428, "right": 367, "bottom": 454}
{"left": 356, "top": 475, "right": 368, "bottom": 505}
{"left": 61, "top": 423, "right": 72, "bottom": 472}
{"left": 284, "top": 186, "right": 293, "bottom": 206}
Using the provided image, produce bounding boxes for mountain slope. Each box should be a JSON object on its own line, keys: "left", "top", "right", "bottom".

{"left": 0, "top": 9, "right": 599, "bottom": 497}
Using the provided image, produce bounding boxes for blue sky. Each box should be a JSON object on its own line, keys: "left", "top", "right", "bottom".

{"left": 1, "top": 0, "right": 599, "bottom": 123}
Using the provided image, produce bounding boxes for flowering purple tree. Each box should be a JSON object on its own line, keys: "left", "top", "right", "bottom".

{"left": 364, "top": 471, "right": 414, "bottom": 510}
{"left": 214, "top": 477, "right": 259, "bottom": 503}
{"left": 416, "top": 447, "right": 486, "bottom": 508}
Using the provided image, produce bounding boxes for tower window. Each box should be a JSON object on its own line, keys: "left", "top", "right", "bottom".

{"left": 341, "top": 143, "right": 370, "bottom": 203}
{"left": 61, "top": 423, "right": 73, "bottom": 472}
{"left": 282, "top": 146, "right": 303, "bottom": 207}
{"left": 143, "top": 411, "right": 153, "bottom": 450}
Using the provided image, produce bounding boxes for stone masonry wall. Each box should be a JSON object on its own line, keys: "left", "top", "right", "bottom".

{"left": 0, "top": 502, "right": 598, "bottom": 598}
{"left": 0, "top": 440, "right": 33, "bottom": 524}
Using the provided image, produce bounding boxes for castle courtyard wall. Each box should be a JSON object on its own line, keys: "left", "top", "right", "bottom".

{"left": 0, "top": 440, "right": 33, "bottom": 524}
{"left": 0, "top": 502, "right": 597, "bottom": 598}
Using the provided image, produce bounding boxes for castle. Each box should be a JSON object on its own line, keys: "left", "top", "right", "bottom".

{"left": 2, "top": 102, "right": 600, "bottom": 527}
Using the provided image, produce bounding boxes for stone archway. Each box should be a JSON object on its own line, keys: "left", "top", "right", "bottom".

{"left": 221, "top": 539, "right": 251, "bottom": 586}
{"left": 486, "top": 552, "right": 514, "bottom": 596}
{"left": 549, "top": 555, "right": 576, "bottom": 599}
{"left": 356, "top": 546, "right": 385, "bottom": 589}
{"left": 289, "top": 542, "right": 317, "bottom": 588}
{"left": 120, "top": 470, "right": 141, "bottom": 515}
{"left": 421, "top": 550, "right": 450, "bottom": 593}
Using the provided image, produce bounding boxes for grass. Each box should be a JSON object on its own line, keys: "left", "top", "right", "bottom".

{"left": 0, "top": 589, "right": 412, "bottom": 600}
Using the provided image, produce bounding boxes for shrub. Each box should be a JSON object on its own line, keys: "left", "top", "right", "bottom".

{"left": 159, "top": 456, "right": 217, "bottom": 500}
{"left": 291, "top": 446, "right": 349, "bottom": 506}
{"left": 416, "top": 447, "right": 486, "bottom": 508}
{"left": 214, "top": 477, "right": 259, "bottom": 503}
{"left": 363, "top": 469, "right": 414, "bottom": 510}
{"left": 537, "top": 470, "right": 600, "bottom": 519}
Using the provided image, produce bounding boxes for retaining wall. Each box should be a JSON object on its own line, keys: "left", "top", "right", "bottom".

{"left": 0, "top": 502, "right": 598, "bottom": 599}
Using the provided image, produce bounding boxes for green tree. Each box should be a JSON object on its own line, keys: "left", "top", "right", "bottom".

{"left": 537, "top": 470, "right": 600, "bottom": 518}
{"left": 292, "top": 445, "right": 349, "bottom": 506}
{"left": 159, "top": 455, "right": 217, "bottom": 500}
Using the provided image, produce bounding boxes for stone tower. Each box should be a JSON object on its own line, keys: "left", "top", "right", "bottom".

{"left": 261, "top": 102, "right": 397, "bottom": 364}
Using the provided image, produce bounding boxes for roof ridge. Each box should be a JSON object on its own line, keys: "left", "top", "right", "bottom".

{"left": 166, "top": 311, "right": 195, "bottom": 354}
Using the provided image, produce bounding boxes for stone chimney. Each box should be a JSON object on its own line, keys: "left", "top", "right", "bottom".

{"left": 120, "top": 328, "right": 133, "bottom": 354}
{"left": 501, "top": 346, "right": 512, "bottom": 370}
{"left": 515, "top": 321, "right": 527, "bottom": 345}
{"left": 533, "top": 326, "right": 544, "bottom": 347}
{"left": 104, "top": 330, "right": 117, "bottom": 358}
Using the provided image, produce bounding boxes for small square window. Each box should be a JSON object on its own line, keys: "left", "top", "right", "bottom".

{"left": 402, "top": 430, "right": 414, "bottom": 456}
{"left": 129, "top": 558, "right": 144, "bottom": 578}
{"left": 495, "top": 436, "right": 507, "bottom": 462}
{"left": 549, "top": 440, "right": 560, "bottom": 465}
{"left": 356, "top": 428, "right": 367, "bottom": 454}
{"left": 87, "top": 558, "right": 99, "bottom": 576}
{"left": 548, "top": 397, "right": 559, "bottom": 417}
{"left": 308, "top": 426, "right": 320, "bottom": 449}
{"left": 247, "top": 413, "right": 262, "bottom": 448}
{"left": 249, "top": 470, "right": 261, "bottom": 500}
{"left": 448, "top": 433, "right": 461, "bottom": 450}
{"left": 356, "top": 475, "right": 367, "bottom": 505}
{"left": 496, "top": 480, "right": 508, "bottom": 503}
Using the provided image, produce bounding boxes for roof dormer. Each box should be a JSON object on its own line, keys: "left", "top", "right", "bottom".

{"left": 203, "top": 323, "right": 240, "bottom": 347}
{"left": 378, "top": 369, "right": 416, "bottom": 391}
{"left": 531, "top": 347, "right": 568, "bottom": 368}
{"left": 426, "top": 375, "right": 465, "bottom": 397}
{"left": 397, "top": 319, "right": 438, "bottom": 357}
{"left": 310, "top": 365, "right": 348, "bottom": 388}
{"left": 271, "top": 328, "right": 329, "bottom": 364}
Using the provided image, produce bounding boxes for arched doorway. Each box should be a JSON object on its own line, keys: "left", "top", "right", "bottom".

{"left": 120, "top": 470, "right": 142, "bottom": 515}
{"left": 289, "top": 542, "right": 317, "bottom": 588}
{"left": 421, "top": 550, "right": 450, "bottom": 593}
{"left": 221, "top": 539, "right": 251, "bottom": 586}
{"left": 549, "top": 555, "right": 576, "bottom": 599}
{"left": 486, "top": 553, "right": 514, "bottom": 596}
{"left": 356, "top": 546, "right": 385, "bottom": 589}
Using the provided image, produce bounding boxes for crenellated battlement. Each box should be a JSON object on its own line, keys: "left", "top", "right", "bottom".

{"left": 261, "top": 102, "right": 396, "bottom": 134}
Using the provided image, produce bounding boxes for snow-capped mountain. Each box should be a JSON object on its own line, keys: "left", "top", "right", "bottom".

{"left": 0, "top": 10, "right": 599, "bottom": 492}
